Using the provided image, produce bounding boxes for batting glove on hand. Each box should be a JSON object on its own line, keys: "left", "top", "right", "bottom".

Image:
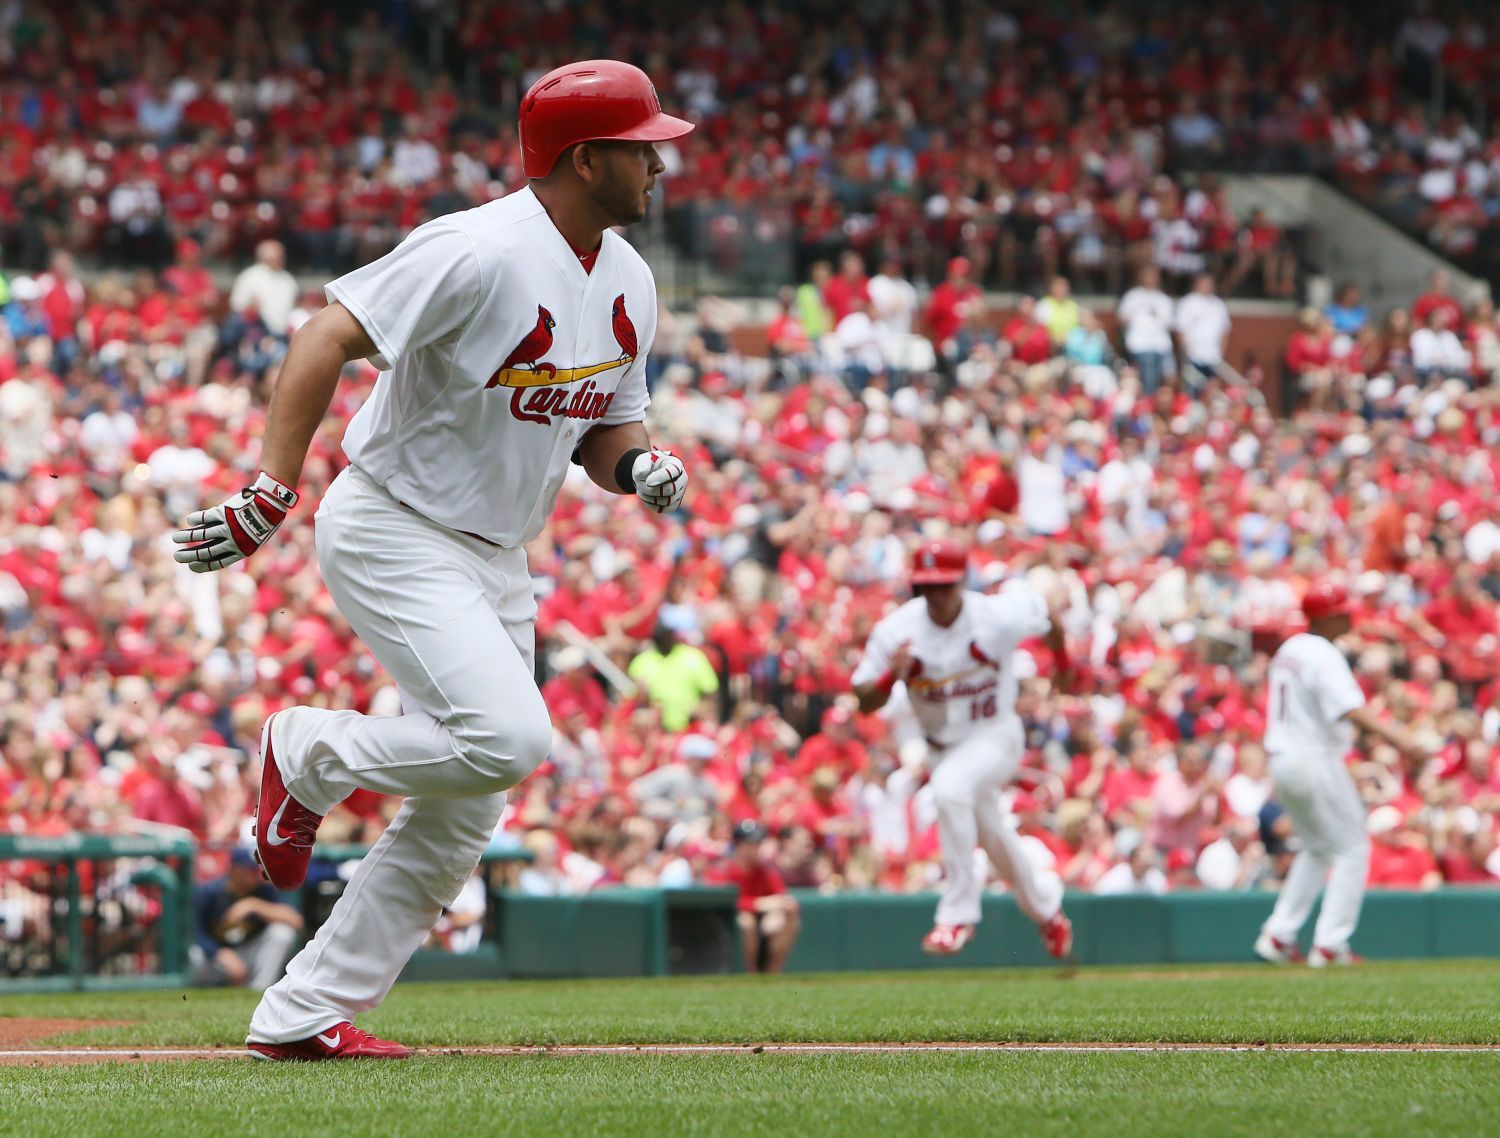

{"left": 632, "top": 448, "right": 688, "bottom": 514}
{"left": 172, "top": 472, "right": 298, "bottom": 572}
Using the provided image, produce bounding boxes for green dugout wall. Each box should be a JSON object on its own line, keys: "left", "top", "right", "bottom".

{"left": 780, "top": 889, "right": 1500, "bottom": 972}
{"left": 478, "top": 888, "right": 1500, "bottom": 980}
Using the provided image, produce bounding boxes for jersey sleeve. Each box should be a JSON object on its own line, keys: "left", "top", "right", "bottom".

{"left": 850, "top": 618, "right": 899, "bottom": 687}
{"left": 598, "top": 293, "right": 656, "bottom": 427}
{"left": 985, "top": 587, "right": 1051, "bottom": 653}
{"left": 1317, "top": 645, "right": 1366, "bottom": 723}
{"left": 324, "top": 221, "right": 482, "bottom": 371}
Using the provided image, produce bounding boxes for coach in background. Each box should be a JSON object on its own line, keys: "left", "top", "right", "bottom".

{"left": 191, "top": 847, "right": 303, "bottom": 989}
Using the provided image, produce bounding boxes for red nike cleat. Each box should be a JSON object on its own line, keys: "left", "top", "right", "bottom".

{"left": 253, "top": 711, "right": 324, "bottom": 890}
{"left": 1308, "top": 945, "right": 1363, "bottom": 968}
{"left": 1253, "top": 932, "right": 1305, "bottom": 964}
{"left": 1040, "top": 911, "right": 1073, "bottom": 959}
{"left": 248, "top": 1022, "right": 412, "bottom": 1061}
{"left": 922, "top": 923, "right": 975, "bottom": 956}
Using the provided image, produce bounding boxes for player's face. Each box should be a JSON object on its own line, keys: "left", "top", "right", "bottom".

{"left": 918, "top": 582, "right": 963, "bottom": 625}
{"left": 590, "top": 141, "right": 664, "bottom": 225}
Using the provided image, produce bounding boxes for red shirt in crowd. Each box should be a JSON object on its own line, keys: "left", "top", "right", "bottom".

{"left": 707, "top": 857, "right": 788, "bottom": 913}
{"left": 1367, "top": 840, "right": 1440, "bottom": 887}
{"left": 925, "top": 280, "right": 980, "bottom": 346}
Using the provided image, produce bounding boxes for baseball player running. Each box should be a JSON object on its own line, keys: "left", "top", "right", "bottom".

{"left": 171, "top": 60, "right": 692, "bottom": 1059}
{"left": 1255, "top": 582, "right": 1426, "bottom": 967}
{"left": 851, "top": 538, "right": 1074, "bottom": 958}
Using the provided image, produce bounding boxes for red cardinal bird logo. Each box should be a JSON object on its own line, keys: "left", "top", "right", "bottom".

{"left": 486, "top": 305, "right": 556, "bottom": 388}
{"left": 611, "top": 294, "right": 637, "bottom": 360}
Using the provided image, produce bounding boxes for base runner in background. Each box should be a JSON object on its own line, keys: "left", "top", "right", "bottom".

{"left": 852, "top": 539, "right": 1074, "bottom": 959}
{"left": 170, "top": 61, "right": 693, "bottom": 1059}
{"left": 1255, "top": 582, "right": 1427, "bottom": 968}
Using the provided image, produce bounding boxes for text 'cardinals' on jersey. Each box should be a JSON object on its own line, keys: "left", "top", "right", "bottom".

{"left": 326, "top": 186, "right": 658, "bottom": 548}
{"left": 852, "top": 587, "right": 1050, "bottom": 748}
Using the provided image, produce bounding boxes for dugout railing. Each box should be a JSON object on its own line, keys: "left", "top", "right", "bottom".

{"left": 0, "top": 832, "right": 195, "bottom": 993}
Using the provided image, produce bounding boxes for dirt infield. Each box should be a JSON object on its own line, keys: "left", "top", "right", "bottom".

{"left": 4, "top": 1040, "right": 1500, "bottom": 1066}
{"left": 0, "top": 1018, "right": 131, "bottom": 1047}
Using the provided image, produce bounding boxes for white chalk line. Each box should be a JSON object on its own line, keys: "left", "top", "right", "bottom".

{"left": 4, "top": 1041, "right": 1500, "bottom": 1061}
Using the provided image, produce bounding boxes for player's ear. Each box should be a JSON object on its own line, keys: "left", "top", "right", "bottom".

{"left": 570, "top": 141, "right": 599, "bottom": 184}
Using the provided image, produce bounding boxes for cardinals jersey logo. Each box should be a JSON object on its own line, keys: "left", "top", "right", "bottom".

{"left": 486, "top": 297, "right": 638, "bottom": 426}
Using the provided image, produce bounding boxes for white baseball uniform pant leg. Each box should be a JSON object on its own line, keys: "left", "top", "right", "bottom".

{"left": 931, "top": 718, "right": 1062, "bottom": 928}
{"left": 249, "top": 466, "right": 549, "bottom": 1043}
{"left": 1261, "top": 751, "right": 1370, "bottom": 953}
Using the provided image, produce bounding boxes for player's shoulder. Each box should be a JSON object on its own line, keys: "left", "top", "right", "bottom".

{"left": 603, "top": 228, "right": 652, "bottom": 275}
{"left": 876, "top": 596, "right": 927, "bottom": 633}
{"left": 442, "top": 190, "right": 548, "bottom": 253}
{"left": 978, "top": 582, "right": 1046, "bottom": 620}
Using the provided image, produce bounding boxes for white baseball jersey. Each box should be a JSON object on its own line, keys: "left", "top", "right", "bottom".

{"left": 326, "top": 186, "right": 655, "bottom": 547}
{"left": 1264, "top": 633, "right": 1365, "bottom": 756}
{"left": 852, "top": 588, "right": 1050, "bottom": 748}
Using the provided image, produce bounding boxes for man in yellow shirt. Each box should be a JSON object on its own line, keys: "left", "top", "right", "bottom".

{"left": 628, "top": 622, "right": 720, "bottom": 731}
{"left": 1036, "top": 276, "right": 1082, "bottom": 346}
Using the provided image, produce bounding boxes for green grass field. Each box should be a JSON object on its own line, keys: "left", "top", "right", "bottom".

{"left": 4, "top": 962, "right": 1499, "bottom": 1137}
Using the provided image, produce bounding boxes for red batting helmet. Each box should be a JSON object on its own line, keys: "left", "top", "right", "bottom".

{"left": 519, "top": 60, "right": 695, "bottom": 179}
{"left": 910, "top": 538, "right": 968, "bottom": 586}
{"left": 1301, "top": 581, "right": 1351, "bottom": 622}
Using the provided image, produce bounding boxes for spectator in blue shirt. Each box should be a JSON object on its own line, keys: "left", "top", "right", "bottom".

{"left": 191, "top": 847, "right": 303, "bottom": 989}
{"left": 1326, "top": 281, "right": 1369, "bottom": 336}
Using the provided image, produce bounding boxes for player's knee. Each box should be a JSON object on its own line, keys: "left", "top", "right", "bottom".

{"left": 930, "top": 778, "right": 972, "bottom": 810}
{"left": 458, "top": 703, "right": 552, "bottom": 792}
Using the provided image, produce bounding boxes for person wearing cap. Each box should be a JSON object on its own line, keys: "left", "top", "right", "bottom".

{"left": 627, "top": 733, "right": 721, "bottom": 824}
{"left": 1254, "top": 581, "right": 1428, "bottom": 967}
{"left": 924, "top": 256, "right": 982, "bottom": 361}
{"left": 169, "top": 60, "right": 694, "bottom": 1060}
{"left": 851, "top": 537, "right": 1075, "bottom": 959}
{"left": 706, "top": 820, "right": 801, "bottom": 973}
{"left": 191, "top": 847, "right": 303, "bottom": 990}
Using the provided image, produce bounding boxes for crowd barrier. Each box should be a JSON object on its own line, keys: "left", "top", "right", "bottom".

{"left": 404, "top": 886, "right": 1500, "bottom": 981}
{"left": 0, "top": 833, "right": 195, "bottom": 992}
{"left": 5, "top": 834, "right": 1496, "bottom": 991}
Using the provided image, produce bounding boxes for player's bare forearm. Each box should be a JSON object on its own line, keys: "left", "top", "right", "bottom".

{"left": 259, "top": 303, "right": 377, "bottom": 488}
{"left": 854, "top": 682, "right": 889, "bottom": 716}
{"left": 1346, "top": 705, "right": 1421, "bottom": 758}
{"left": 576, "top": 421, "right": 651, "bottom": 494}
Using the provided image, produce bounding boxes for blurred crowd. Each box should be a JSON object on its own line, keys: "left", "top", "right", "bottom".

{"left": 1, "top": 220, "right": 1498, "bottom": 922}
{"left": 8, "top": 1, "right": 1500, "bottom": 291}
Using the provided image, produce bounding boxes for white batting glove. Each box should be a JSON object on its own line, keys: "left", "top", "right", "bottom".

{"left": 632, "top": 448, "right": 688, "bottom": 514}
{"left": 171, "top": 472, "right": 298, "bottom": 572}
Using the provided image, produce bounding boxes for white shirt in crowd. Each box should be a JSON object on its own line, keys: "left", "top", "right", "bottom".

{"left": 1173, "top": 290, "right": 1231, "bottom": 365}
{"left": 1095, "top": 452, "right": 1155, "bottom": 518}
{"left": 1018, "top": 450, "right": 1070, "bottom": 536}
{"left": 1117, "top": 285, "right": 1175, "bottom": 354}
{"left": 1094, "top": 860, "right": 1168, "bottom": 895}
{"left": 147, "top": 443, "right": 217, "bottom": 519}
{"left": 852, "top": 587, "right": 1050, "bottom": 748}
{"left": 80, "top": 408, "right": 139, "bottom": 475}
{"left": 326, "top": 186, "right": 655, "bottom": 547}
{"left": 868, "top": 271, "right": 918, "bottom": 337}
{"left": 229, "top": 262, "right": 301, "bottom": 336}
{"left": 1410, "top": 327, "right": 1471, "bottom": 373}
{"left": 1265, "top": 632, "right": 1365, "bottom": 756}
{"left": 1464, "top": 518, "right": 1500, "bottom": 565}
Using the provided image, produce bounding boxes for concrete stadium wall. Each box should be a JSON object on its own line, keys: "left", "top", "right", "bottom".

{"left": 1223, "top": 174, "right": 1488, "bottom": 318}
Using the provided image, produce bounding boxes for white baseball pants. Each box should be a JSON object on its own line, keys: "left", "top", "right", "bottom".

{"left": 1260, "top": 750, "right": 1370, "bottom": 953}
{"left": 930, "top": 717, "right": 1063, "bottom": 928}
{"left": 249, "top": 464, "right": 550, "bottom": 1043}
